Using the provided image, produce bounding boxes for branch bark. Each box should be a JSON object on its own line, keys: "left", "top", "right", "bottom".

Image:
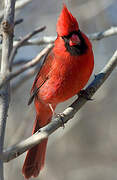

{"left": 88, "top": 26, "right": 117, "bottom": 40}
{"left": 14, "top": 18, "right": 23, "bottom": 26}
{"left": 0, "top": 49, "right": 117, "bottom": 163}
{"left": 0, "top": 0, "right": 16, "bottom": 179}
{"left": 11, "top": 65, "right": 39, "bottom": 92}
{"left": 0, "top": 0, "right": 33, "bottom": 21}
{"left": 9, "top": 26, "right": 46, "bottom": 70}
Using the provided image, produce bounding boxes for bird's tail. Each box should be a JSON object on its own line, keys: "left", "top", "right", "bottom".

{"left": 22, "top": 100, "right": 55, "bottom": 179}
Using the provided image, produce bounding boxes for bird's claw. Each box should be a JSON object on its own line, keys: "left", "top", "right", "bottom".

{"left": 57, "top": 113, "right": 65, "bottom": 129}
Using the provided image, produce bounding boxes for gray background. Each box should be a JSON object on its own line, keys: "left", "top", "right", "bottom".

{"left": 0, "top": 0, "right": 117, "bottom": 179}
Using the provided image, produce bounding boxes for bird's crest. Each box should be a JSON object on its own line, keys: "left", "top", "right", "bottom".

{"left": 57, "top": 4, "right": 79, "bottom": 36}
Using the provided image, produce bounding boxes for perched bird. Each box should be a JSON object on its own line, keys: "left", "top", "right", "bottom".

{"left": 22, "top": 4, "right": 94, "bottom": 179}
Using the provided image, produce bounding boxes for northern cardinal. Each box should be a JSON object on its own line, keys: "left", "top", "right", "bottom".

{"left": 22, "top": 4, "right": 94, "bottom": 179}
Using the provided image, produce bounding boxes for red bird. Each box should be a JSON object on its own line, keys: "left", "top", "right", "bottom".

{"left": 22, "top": 4, "right": 94, "bottom": 179}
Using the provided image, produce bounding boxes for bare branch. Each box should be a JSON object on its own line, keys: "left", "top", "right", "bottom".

{"left": 0, "top": 0, "right": 33, "bottom": 20}
{"left": 18, "top": 36, "right": 56, "bottom": 46}
{"left": 14, "top": 18, "right": 23, "bottom": 26}
{"left": 12, "top": 59, "right": 31, "bottom": 66}
{"left": 0, "top": 19, "right": 23, "bottom": 47}
{"left": 0, "top": 36, "right": 55, "bottom": 50}
{"left": 0, "top": 44, "right": 53, "bottom": 88}
{"left": 11, "top": 66, "right": 38, "bottom": 92}
{"left": 9, "top": 44, "right": 53, "bottom": 76}
{"left": 9, "top": 26, "right": 46, "bottom": 70}
{"left": 0, "top": 49, "right": 117, "bottom": 162}
{"left": 15, "top": 0, "right": 33, "bottom": 10}
{"left": 88, "top": 26, "right": 117, "bottom": 40}
{"left": 0, "top": 0, "right": 16, "bottom": 179}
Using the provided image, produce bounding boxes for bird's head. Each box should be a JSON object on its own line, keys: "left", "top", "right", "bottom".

{"left": 56, "top": 4, "right": 89, "bottom": 55}
{"left": 57, "top": 4, "right": 79, "bottom": 37}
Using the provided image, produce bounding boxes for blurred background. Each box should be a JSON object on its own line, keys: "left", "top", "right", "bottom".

{"left": 1, "top": 0, "right": 117, "bottom": 179}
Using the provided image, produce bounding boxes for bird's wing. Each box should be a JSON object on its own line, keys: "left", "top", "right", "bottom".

{"left": 28, "top": 47, "right": 54, "bottom": 105}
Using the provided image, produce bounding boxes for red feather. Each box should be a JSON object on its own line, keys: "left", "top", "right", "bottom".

{"left": 57, "top": 4, "right": 79, "bottom": 36}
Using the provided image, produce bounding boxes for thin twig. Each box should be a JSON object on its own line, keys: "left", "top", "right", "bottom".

{"left": 14, "top": 18, "right": 23, "bottom": 26}
{"left": 9, "top": 26, "right": 46, "bottom": 70}
{"left": 14, "top": 0, "right": 33, "bottom": 10}
{"left": 0, "top": 44, "right": 53, "bottom": 89}
{"left": 17, "top": 36, "right": 56, "bottom": 46}
{"left": 0, "top": 0, "right": 33, "bottom": 20}
{"left": 0, "top": 49, "right": 117, "bottom": 162}
{"left": 12, "top": 59, "right": 31, "bottom": 66}
{"left": 10, "top": 44, "right": 53, "bottom": 76}
{"left": 88, "top": 26, "right": 117, "bottom": 40}
{"left": 11, "top": 65, "right": 38, "bottom": 92}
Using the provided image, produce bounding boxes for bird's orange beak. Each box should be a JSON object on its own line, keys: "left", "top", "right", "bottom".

{"left": 69, "top": 34, "right": 80, "bottom": 46}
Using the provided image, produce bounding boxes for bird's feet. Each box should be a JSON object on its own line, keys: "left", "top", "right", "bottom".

{"left": 78, "top": 89, "right": 93, "bottom": 101}
{"left": 57, "top": 113, "right": 65, "bottom": 129}
{"left": 49, "top": 104, "right": 65, "bottom": 128}
{"left": 49, "top": 104, "right": 56, "bottom": 116}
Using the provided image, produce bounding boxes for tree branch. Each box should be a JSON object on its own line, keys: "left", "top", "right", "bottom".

{"left": 88, "top": 26, "right": 117, "bottom": 40}
{"left": 0, "top": 0, "right": 16, "bottom": 179}
{"left": 12, "top": 59, "right": 31, "bottom": 66}
{"left": 16, "top": 36, "right": 56, "bottom": 46}
{"left": 9, "top": 25, "right": 46, "bottom": 70}
{"left": 0, "top": 0, "right": 33, "bottom": 21}
{"left": 14, "top": 18, "right": 23, "bottom": 26}
{"left": 0, "top": 49, "right": 117, "bottom": 163}
{"left": 11, "top": 65, "right": 38, "bottom": 92}
{"left": 0, "top": 44, "right": 53, "bottom": 89}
